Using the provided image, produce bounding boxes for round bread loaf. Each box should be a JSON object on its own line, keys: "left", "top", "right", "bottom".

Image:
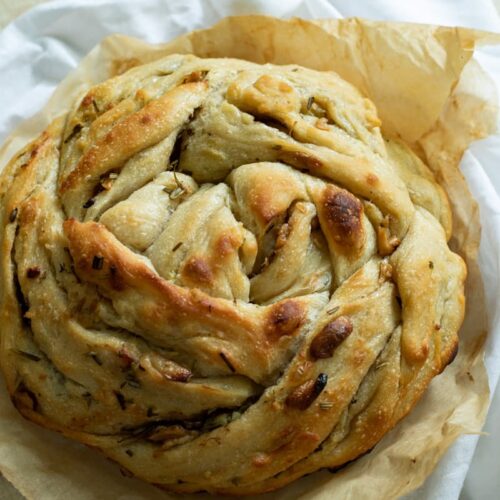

{"left": 0, "top": 54, "right": 466, "bottom": 494}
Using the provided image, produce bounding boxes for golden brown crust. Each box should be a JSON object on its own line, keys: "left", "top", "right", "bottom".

{"left": 319, "top": 186, "right": 364, "bottom": 253}
{"left": 0, "top": 54, "right": 465, "bottom": 495}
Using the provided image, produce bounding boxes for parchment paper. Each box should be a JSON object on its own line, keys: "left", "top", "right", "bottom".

{"left": 0, "top": 15, "right": 498, "bottom": 500}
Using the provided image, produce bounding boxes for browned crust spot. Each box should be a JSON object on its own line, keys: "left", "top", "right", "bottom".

{"left": 285, "top": 373, "right": 328, "bottom": 410}
{"left": 181, "top": 257, "right": 213, "bottom": 285}
{"left": 183, "top": 70, "right": 208, "bottom": 83}
{"left": 321, "top": 186, "right": 364, "bottom": 249}
{"left": 18, "top": 196, "right": 41, "bottom": 225}
{"left": 216, "top": 233, "right": 240, "bottom": 257}
{"left": 251, "top": 200, "right": 282, "bottom": 225}
{"left": 310, "top": 316, "right": 353, "bottom": 359}
{"left": 265, "top": 300, "right": 305, "bottom": 341}
{"left": 81, "top": 93, "right": 95, "bottom": 108}
{"left": 366, "top": 173, "right": 379, "bottom": 186}
{"left": 247, "top": 184, "right": 289, "bottom": 225}
{"left": 277, "top": 149, "right": 323, "bottom": 171}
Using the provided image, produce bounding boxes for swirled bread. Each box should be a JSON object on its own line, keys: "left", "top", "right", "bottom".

{"left": 0, "top": 54, "right": 465, "bottom": 494}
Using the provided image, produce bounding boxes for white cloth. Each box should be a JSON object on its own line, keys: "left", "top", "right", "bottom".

{"left": 0, "top": 1, "right": 499, "bottom": 498}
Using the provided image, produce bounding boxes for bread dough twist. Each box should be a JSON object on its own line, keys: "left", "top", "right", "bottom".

{"left": 0, "top": 54, "right": 465, "bottom": 494}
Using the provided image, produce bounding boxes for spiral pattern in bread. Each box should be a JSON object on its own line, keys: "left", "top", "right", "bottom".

{"left": 0, "top": 54, "right": 465, "bottom": 494}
